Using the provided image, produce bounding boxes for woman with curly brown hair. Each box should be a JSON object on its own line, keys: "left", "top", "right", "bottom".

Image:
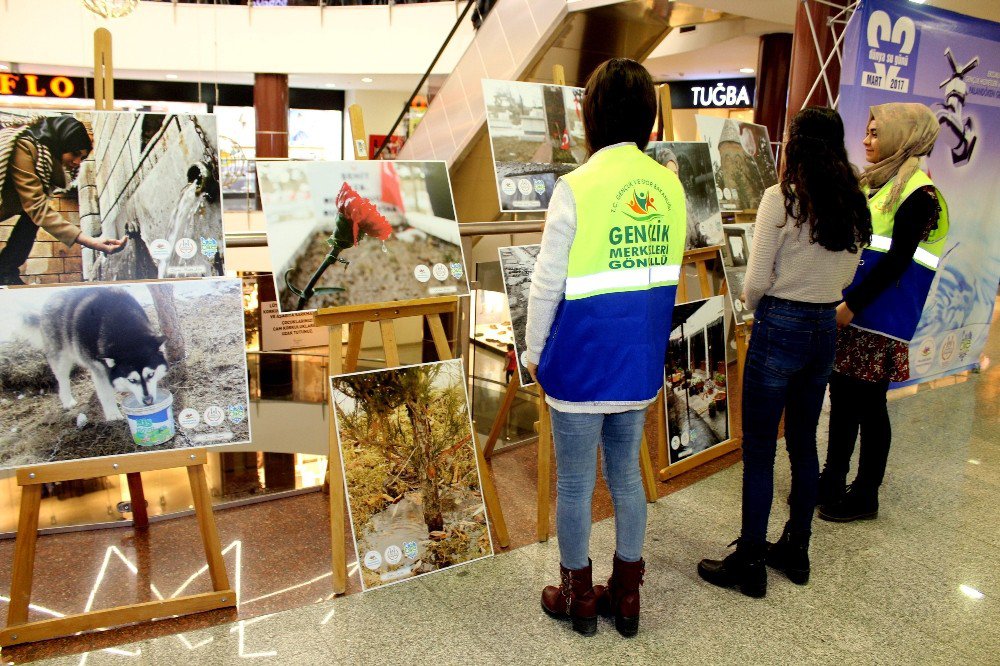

{"left": 698, "top": 106, "right": 871, "bottom": 597}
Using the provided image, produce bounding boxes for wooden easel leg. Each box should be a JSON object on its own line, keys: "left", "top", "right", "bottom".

{"left": 7, "top": 485, "right": 42, "bottom": 627}
{"left": 126, "top": 472, "right": 149, "bottom": 530}
{"left": 186, "top": 465, "right": 231, "bottom": 593}
{"left": 327, "top": 325, "right": 348, "bottom": 594}
{"left": 696, "top": 259, "right": 712, "bottom": 299}
{"left": 473, "top": 433, "right": 510, "bottom": 548}
{"left": 484, "top": 374, "right": 520, "bottom": 460}
{"left": 537, "top": 391, "right": 552, "bottom": 543}
{"left": 655, "top": 389, "right": 669, "bottom": 468}
{"left": 426, "top": 313, "right": 453, "bottom": 361}
{"left": 344, "top": 322, "right": 365, "bottom": 372}
{"left": 639, "top": 436, "right": 658, "bottom": 503}
{"left": 379, "top": 320, "right": 401, "bottom": 367}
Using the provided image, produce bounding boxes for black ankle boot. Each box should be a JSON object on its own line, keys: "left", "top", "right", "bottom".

{"left": 817, "top": 471, "right": 846, "bottom": 507}
{"left": 697, "top": 539, "right": 766, "bottom": 598}
{"left": 818, "top": 485, "right": 878, "bottom": 522}
{"left": 766, "top": 524, "right": 810, "bottom": 584}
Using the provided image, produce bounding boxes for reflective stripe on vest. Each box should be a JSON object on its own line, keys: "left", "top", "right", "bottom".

{"left": 536, "top": 144, "right": 687, "bottom": 403}
{"left": 847, "top": 169, "right": 949, "bottom": 342}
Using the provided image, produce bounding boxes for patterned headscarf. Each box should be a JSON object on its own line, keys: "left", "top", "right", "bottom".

{"left": 859, "top": 103, "right": 939, "bottom": 211}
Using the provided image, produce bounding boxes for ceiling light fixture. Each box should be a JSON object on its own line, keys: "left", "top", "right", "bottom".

{"left": 740, "top": 67, "right": 755, "bottom": 74}
{"left": 165, "top": 73, "right": 179, "bottom": 80}
{"left": 361, "top": 77, "right": 374, "bottom": 84}
{"left": 324, "top": 83, "right": 337, "bottom": 89}
{"left": 81, "top": 0, "right": 140, "bottom": 19}
{"left": 0, "top": 64, "right": 8, "bottom": 72}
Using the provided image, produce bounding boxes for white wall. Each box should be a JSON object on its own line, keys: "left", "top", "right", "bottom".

{"left": 0, "top": 0, "right": 473, "bottom": 77}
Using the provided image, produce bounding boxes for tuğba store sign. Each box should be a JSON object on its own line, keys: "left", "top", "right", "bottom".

{"left": 0, "top": 73, "right": 82, "bottom": 98}
{"left": 669, "top": 77, "right": 756, "bottom": 109}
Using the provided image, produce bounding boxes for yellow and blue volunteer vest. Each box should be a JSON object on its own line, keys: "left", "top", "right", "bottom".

{"left": 536, "top": 144, "right": 686, "bottom": 402}
{"left": 848, "top": 169, "right": 949, "bottom": 342}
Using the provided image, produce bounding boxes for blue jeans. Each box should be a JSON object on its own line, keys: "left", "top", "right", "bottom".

{"left": 741, "top": 296, "right": 837, "bottom": 545}
{"left": 549, "top": 407, "right": 648, "bottom": 570}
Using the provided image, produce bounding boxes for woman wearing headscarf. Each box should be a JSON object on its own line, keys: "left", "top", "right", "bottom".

{"left": 0, "top": 116, "right": 125, "bottom": 284}
{"left": 819, "top": 102, "right": 948, "bottom": 522}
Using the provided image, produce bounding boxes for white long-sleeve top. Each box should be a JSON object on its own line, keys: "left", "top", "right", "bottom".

{"left": 742, "top": 185, "right": 862, "bottom": 310}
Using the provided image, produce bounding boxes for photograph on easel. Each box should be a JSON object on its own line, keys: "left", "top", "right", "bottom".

{"left": 663, "top": 295, "right": 732, "bottom": 466}
{"left": 721, "top": 222, "right": 756, "bottom": 323}
{"left": 695, "top": 115, "right": 777, "bottom": 212}
{"left": 497, "top": 244, "right": 540, "bottom": 387}
{"left": 257, "top": 160, "right": 470, "bottom": 314}
{"left": 0, "top": 278, "right": 250, "bottom": 469}
{"left": 0, "top": 110, "right": 224, "bottom": 286}
{"left": 644, "top": 141, "right": 724, "bottom": 250}
{"left": 482, "top": 79, "right": 585, "bottom": 212}
{"left": 331, "top": 359, "right": 493, "bottom": 591}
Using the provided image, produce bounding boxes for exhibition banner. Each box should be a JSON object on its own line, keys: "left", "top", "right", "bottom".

{"left": 0, "top": 278, "right": 251, "bottom": 469}
{"left": 257, "top": 160, "right": 470, "bottom": 314}
{"left": 330, "top": 360, "right": 493, "bottom": 591}
{"left": 839, "top": 0, "right": 1000, "bottom": 383}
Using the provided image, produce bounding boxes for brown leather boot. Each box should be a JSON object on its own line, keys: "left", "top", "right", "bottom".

{"left": 595, "top": 554, "right": 645, "bottom": 637}
{"left": 541, "top": 560, "right": 598, "bottom": 636}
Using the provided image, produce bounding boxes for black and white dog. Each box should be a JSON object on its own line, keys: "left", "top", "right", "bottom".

{"left": 31, "top": 288, "right": 169, "bottom": 421}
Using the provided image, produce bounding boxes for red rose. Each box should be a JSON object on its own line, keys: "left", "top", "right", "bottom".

{"left": 334, "top": 182, "right": 392, "bottom": 246}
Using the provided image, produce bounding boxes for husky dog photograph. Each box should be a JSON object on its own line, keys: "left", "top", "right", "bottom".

{"left": 258, "top": 160, "right": 470, "bottom": 314}
{"left": 497, "top": 244, "right": 541, "bottom": 386}
{"left": 0, "top": 109, "right": 224, "bottom": 286}
{"left": 482, "top": 79, "right": 586, "bottom": 212}
{"left": 0, "top": 278, "right": 250, "bottom": 469}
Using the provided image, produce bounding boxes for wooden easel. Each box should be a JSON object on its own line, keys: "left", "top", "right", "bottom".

{"left": 317, "top": 106, "right": 509, "bottom": 597}
{"left": 658, "top": 247, "right": 745, "bottom": 481}
{"left": 0, "top": 450, "right": 235, "bottom": 647}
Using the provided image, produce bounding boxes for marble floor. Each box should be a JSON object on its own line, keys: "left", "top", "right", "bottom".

{"left": 27, "top": 341, "right": 998, "bottom": 664}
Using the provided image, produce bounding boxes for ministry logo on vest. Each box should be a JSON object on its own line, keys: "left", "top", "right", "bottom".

{"left": 608, "top": 182, "right": 672, "bottom": 270}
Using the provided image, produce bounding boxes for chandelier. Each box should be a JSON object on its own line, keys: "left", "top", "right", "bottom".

{"left": 81, "top": 0, "right": 140, "bottom": 19}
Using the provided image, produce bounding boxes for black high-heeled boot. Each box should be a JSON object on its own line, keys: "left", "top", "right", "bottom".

{"left": 697, "top": 539, "right": 766, "bottom": 598}
{"left": 766, "top": 523, "right": 810, "bottom": 584}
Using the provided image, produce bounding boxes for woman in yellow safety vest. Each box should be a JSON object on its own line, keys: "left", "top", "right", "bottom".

{"left": 525, "top": 58, "right": 686, "bottom": 638}
{"left": 819, "top": 102, "right": 948, "bottom": 522}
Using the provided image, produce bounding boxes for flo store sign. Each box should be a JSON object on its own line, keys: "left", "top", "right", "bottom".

{"left": 668, "top": 77, "right": 755, "bottom": 109}
{"left": 0, "top": 73, "right": 83, "bottom": 98}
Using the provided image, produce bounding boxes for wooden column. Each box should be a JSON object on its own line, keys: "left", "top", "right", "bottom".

{"left": 754, "top": 33, "right": 793, "bottom": 150}
{"left": 254, "top": 73, "right": 289, "bottom": 159}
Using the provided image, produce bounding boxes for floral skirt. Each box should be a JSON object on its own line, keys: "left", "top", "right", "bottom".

{"left": 833, "top": 325, "right": 910, "bottom": 383}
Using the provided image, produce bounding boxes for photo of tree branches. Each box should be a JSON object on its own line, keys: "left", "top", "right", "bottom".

{"left": 331, "top": 359, "right": 493, "bottom": 591}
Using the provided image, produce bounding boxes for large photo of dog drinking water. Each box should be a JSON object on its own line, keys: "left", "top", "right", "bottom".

{"left": 0, "top": 278, "right": 250, "bottom": 469}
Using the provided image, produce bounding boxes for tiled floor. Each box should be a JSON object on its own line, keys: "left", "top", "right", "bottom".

{"left": 26, "top": 332, "right": 997, "bottom": 664}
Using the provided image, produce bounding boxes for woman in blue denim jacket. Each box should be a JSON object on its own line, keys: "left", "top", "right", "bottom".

{"left": 698, "top": 107, "right": 872, "bottom": 597}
